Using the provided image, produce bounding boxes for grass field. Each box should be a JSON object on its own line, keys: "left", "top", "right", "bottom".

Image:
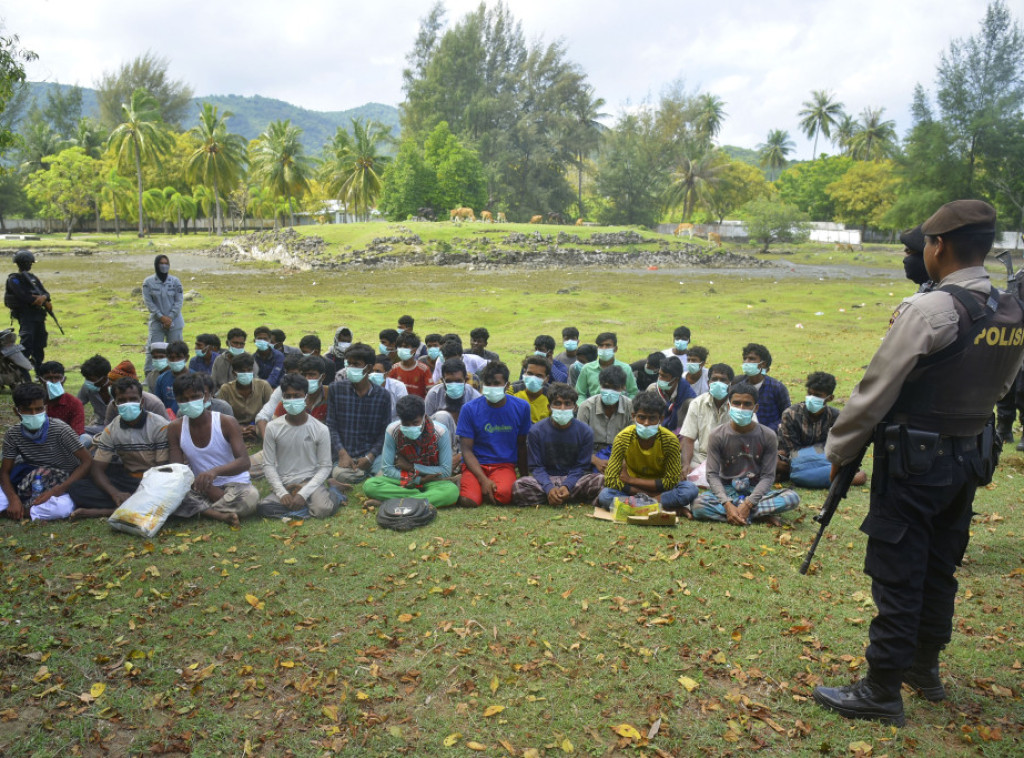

{"left": 0, "top": 226, "right": 1021, "bottom": 756}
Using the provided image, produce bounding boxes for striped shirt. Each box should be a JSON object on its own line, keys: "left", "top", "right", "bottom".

{"left": 603, "top": 425, "right": 681, "bottom": 493}
{"left": 2, "top": 419, "right": 84, "bottom": 472}
{"left": 93, "top": 412, "right": 170, "bottom": 474}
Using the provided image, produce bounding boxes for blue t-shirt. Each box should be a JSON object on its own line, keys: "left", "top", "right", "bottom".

{"left": 456, "top": 394, "right": 532, "bottom": 465}
{"left": 155, "top": 370, "right": 180, "bottom": 413}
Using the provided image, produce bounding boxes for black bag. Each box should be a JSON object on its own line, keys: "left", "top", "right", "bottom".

{"left": 376, "top": 498, "right": 437, "bottom": 531}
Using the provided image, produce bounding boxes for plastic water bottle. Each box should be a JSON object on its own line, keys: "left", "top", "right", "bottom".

{"left": 31, "top": 474, "right": 44, "bottom": 502}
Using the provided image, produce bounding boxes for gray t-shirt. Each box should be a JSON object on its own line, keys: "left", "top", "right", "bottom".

{"left": 705, "top": 422, "right": 778, "bottom": 506}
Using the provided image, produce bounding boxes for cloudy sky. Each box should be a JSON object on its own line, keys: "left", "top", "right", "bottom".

{"left": 5, "top": 0, "right": 997, "bottom": 158}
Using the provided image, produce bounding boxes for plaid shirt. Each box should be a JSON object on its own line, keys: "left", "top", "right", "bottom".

{"left": 776, "top": 402, "right": 840, "bottom": 458}
{"left": 748, "top": 375, "right": 790, "bottom": 432}
{"left": 326, "top": 380, "right": 391, "bottom": 460}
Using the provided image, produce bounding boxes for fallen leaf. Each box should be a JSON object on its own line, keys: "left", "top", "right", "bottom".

{"left": 279, "top": 661, "right": 295, "bottom": 668}
{"left": 848, "top": 740, "right": 872, "bottom": 756}
{"left": 523, "top": 750, "right": 540, "bottom": 758}
{"left": 498, "top": 738, "right": 516, "bottom": 755}
{"left": 678, "top": 676, "right": 699, "bottom": 692}
{"left": 466, "top": 742, "right": 487, "bottom": 751}
{"left": 90, "top": 682, "right": 106, "bottom": 698}
{"left": 612, "top": 724, "right": 641, "bottom": 740}
{"left": 398, "top": 613, "right": 414, "bottom": 623}
{"left": 283, "top": 558, "right": 297, "bottom": 564}
{"left": 145, "top": 565, "right": 160, "bottom": 577}
{"left": 561, "top": 737, "right": 574, "bottom": 753}
{"left": 443, "top": 732, "right": 462, "bottom": 747}
{"left": 322, "top": 705, "right": 339, "bottom": 722}
{"left": 245, "top": 593, "right": 262, "bottom": 609}
{"left": 490, "top": 675, "right": 499, "bottom": 694}
{"left": 647, "top": 717, "right": 662, "bottom": 739}
{"left": 356, "top": 691, "right": 370, "bottom": 700}
{"left": 484, "top": 705, "right": 505, "bottom": 717}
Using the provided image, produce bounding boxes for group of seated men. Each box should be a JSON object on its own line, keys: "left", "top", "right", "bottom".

{"left": 3, "top": 314, "right": 865, "bottom": 528}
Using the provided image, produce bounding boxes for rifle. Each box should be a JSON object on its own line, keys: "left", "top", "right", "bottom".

{"left": 44, "top": 302, "right": 65, "bottom": 335}
{"left": 799, "top": 444, "right": 869, "bottom": 575}
{"left": 995, "top": 249, "right": 1024, "bottom": 298}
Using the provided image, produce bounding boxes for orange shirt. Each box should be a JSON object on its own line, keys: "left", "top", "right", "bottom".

{"left": 389, "top": 361, "right": 433, "bottom": 398}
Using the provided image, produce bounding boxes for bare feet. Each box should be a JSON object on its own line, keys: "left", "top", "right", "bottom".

{"left": 755, "top": 514, "right": 783, "bottom": 527}
{"left": 852, "top": 469, "right": 868, "bottom": 486}
{"left": 363, "top": 498, "right": 381, "bottom": 508}
{"left": 202, "top": 509, "right": 241, "bottom": 527}
{"left": 328, "top": 478, "right": 353, "bottom": 492}
{"left": 70, "top": 508, "right": 116, "bottom": 520}
{"left": 457, "top": 496, "right": 481, "bottom": 508}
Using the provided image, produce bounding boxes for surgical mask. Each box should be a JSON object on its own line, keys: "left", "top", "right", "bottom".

{"left": 550, "top": 408, "right": 574, "bottom": 425}
{"left": 397, "top": 347, "right": 413, "bottom": 361}
{"left": 347, "top": 366, "right": 367, "bottom": 383}
{"left": 445, "top": 381, "right": 465, "bottom": 399}
{"left": 644, "top": 366, "right": 658, "bottom": 376}
{"left": 45, "top": 381, "right": 64, "bottom": 399}
{"left": 158, "top": 264, "right": 170, "bottom": 274}
{"left": 307, "top": 378, "right": 321, "bottom": 393}
{"left": 600, "top": 389, "right": 621, "bottom": 406}
{"left": 19, "top": 411, "right": 47, "bottom": 431}
{"left": 169, "top": 360, "right": 186, "bottom": 373}
{"left": 686, "top": 362, "right": 702, "bottom": 376}
{"left": 674, "top": 339, "right": 689, "bottom": 351}
{"left": 378, "top": 343, "right": 389, "bottom": 355}
{"left": 805, "top": 395, "right": 827, "bottom": 414}
{"left": 427, "top": 347, "right": 441, "bottom": 360}
{"left": 254, "top": 339, "right": 271, "bottom": 352}
{"left": 635, "top": 422, "right": 659, "bottom": 439}
{"left": 741, "top": 362, "right": 762, "bottom": 376}
{"left": 709, "top": 381, "right": 729, "bottom": 400}
{"left": 657, "top": 379, "right": 675, "bottom": 393}
{"left": 333, "top": 341, "right": 350, "bottom": 356}
{"left": 522, "top": 375, "right": 544, "bottom": 393}
{"left": 597, "top": 348, "right": 615, "bottom": 362}
{"left": 236, "top": 372, "right": 254, "bottom": 385}
{"left": 368, "top": 371, "right": 385, "bottom": 386}
{"left": 396, "top": 328, "right": 405, "bottom": 334}
{"left": 178, "top": 399, "right": 207, "bottom": 419}
{"left": 400, "top": 423, "right": 423, "bottom": 440}
{"left": 563, "top": 340, "right": 578, "bottom": 351}
{"left": 482, "top": 385, "right": 506, "bottom": 403}
{"left": 729, "top": 406, "right": 754, "bottom": 427}
{"left": 229, "top": 346, "right": 246, "bottom": 356}
{"left": 533, "top": 350, "right": 548, "bottom": 358}
{"left": 82, "top": 379, "right": 98, "bottom": 392}
{"left": 151, "top": 358, "right": 168, "bottom": 371}
{"left": 116, "top": 402, "right": 142, "bottom": 422}
{"left": 282, "top": 398, "right": 307, "bottom": 416}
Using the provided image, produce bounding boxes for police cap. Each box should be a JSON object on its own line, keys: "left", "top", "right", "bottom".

{"left": 899, "top": 225, "right": 925, "bottom": 254}
{"left": 12, "top": 249, "right": 35, "bottom": 265}
{"left": 921, "top": 199, "right": 996, "bottom": 236}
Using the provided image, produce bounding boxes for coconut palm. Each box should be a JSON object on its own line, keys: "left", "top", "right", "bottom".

{"left": 798, "top": 90, "right": 844, "bottom": 160}
{"left": 850, "top": 107, "right": 898, "bottom": 161}
{"left": 320, "top": 118, "right": 392, "bottom": 221}
{"left": 164, "top": 188, "right": 197, "bottom": 234}
{"left": 106, "top": 88, "right": 172, "bottom": 236}
{"left": 250, "top": 119, "right": 311, "bottom": 227}
{"left": 663, "top": 149, "right": 727, "bottom": 221}
{"left": 186, "top": 103, "right": 247, "bottom": 235}
{"left": 142, "top": 187, "right": 168, "bottom": 234}
{"left": 71, "top": 117, "right": 107, "bottom": 159}
{"left": 757, "top": 129, "right": 795, "bottom": 181}
{"left": 564, "top": 85, "right": 607, "bottom": 219}
{"left": 832, "top": 114, "right": 858, "bottom": 156}
{"left": 694, "top": 93, "right": 727, "bottom": 148}
{"left": 100, "top": 168, "right": 133, "bottom": 236}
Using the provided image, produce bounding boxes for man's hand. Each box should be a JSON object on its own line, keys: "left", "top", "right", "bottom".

{"left": 355, "top": 456, "right": 372, "bottom": 472}
{"left": 547, "top": 486, "right": 570, "bottom": 506}
{"left": 419, "top": 473, "right": 440, "bottom": 484}
{"left": 829, "top": 463, "right": 840, "bottom": 482}
{"left": 160, "top": 315, "right": 173, "bottom": 329}
{"left": 32, "top": 295, "right": 48, "bottom": 307}
{"left": 3, "top": 495, "right": 25, "bottom": 520}
{"left": 34, "top": 486, "right": 61, "bottom": 504}
{"left": 112, "top": 490, "right": 132, "bottom": 507}
{"left": 193, "top": 471, "right": 216, "bottom": 494}
{"left": 478, "top": 476, "right": 498, "bottom": 504}
{"left": 242, "top": 426, "right": 259, "bottom": 442}
{"left": 395, "top": 454, "right": 415, "bottom": 473}
{"left": 592, "top": 456, "right": 607, "bottom": 473}
{"left": 337, "top": 450, "right": 354, "bottom": 470}
{"left": 281, "top": 492, "right": 306, "bottom": 509}
{"left": 724, "top": 500, "right": 747, "bottom": 526}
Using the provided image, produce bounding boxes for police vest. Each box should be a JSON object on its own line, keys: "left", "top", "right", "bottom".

{"left": 890, "top": 284, "right": 1024, "bottom": 436}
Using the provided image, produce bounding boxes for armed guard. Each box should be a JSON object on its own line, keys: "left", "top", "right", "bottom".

{"left": 814, "top": 200, "right": 1024, "bottom": 726}
{"left": 5, "top": 250, "right": 51, "bottom": 368}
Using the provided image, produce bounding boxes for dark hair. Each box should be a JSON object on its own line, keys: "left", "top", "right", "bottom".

{"left": 673, "top": 325, "right": 691, "bottom": 341}
{"left": 37, "top": 360, "right": 64, "bottom": 377}
{"left": 299, "top": 355, "right": 326, "bottom": 375}
{"left": 198, "top": 373, "right": 217, "bottom": 394}
{"left": 645, "top": 352, "right": 664, "bottom": 369}
{"left": 806, "top": 371, "right": 837, "bottom": 395}
{"left": 441, "top": 340, "right": 462, "bottom": 360}
{"left": 299, "top": 334, "right": 321, "bottom": 352}
{"left": 708, "top": 362, "right": 735, "bottom": 382}
{"left": 548, "top": 382, "right": 578, "bottom": 405}
{"left": 396, "top": 394, "right": 425, "bottom": 424}
{"left": 576, "top": 344, "right": 597, "bottom": 363}
{"left": 13, "top": 382, "right": 46, "bottom": 407}
{"left": 687, "top": 345, "right": 708, "bottom": 363}
{"left": 283, "top": 353, "right": 303, "bottom": 372}
{"left": 929, "top": 230, "right": 995, "bottom": 263}
{"left": 424, "top": 333, "right": 443, "bottom": 345}
{"left": 729, "top": 381, "right": 760, "bottom": 402}
{"left": 373, "top": 354, "right": 393, "bottom": 372}
{"left": 523, "top": 355, "right": 551, "bottom": 377}
{"left": 598, "top": 365, "right": 627, "bottom": 390}
{"left": 595, "top": 331, "right": 617, "bottom": 346}
{"left": 195, "top": 333, "right": 220, "bottom": 349}
{"left": 534, "top": 334, "right": 555, "bottom": 353}
{"left": 81, "top": 354, "right": 111, "bottom": 379}
{"left": 398, "top": 314, "right": 415, "bottom": 328}
{"left": 253, "top": 325, "right": 272, "bottom": 339}
{"left": 742, "top": 343, "right": 772, "bottom": 368}
{"left": 172, "top": 373, "right": 206, "bottom": 400}
{"left": 442, "top": 332, "right": 461, "bottom": 345}
{"left": 660, "top": 356, "right": 684, "bottom": 379}
{"left": 112, "top": 376, "right": 143, "bottom": 400}
{"left": 396, "top": 331, "right": 420, "bottom": 349}
{"left": 378, "top": 328, "right": 399, "bottom": 344}
{"left": 633, "top": 391, "right": 666, "bottom": 417}
{"left": 167, "top": 340, "right": 189, "bottom": 359}
{"left": 480, "top": 360, "right": 509, "bottom": 385}
{"left": 279, "top": 373, "right": 308, "bottom": 394}
{"left": 336, "top": 326, "right": 352, "bottom": 341}
{"left": 270, "top": 328, "right": 286, "bottom": 343}
{"left": 470, "top": 327, "right": 490, "bottom": 341}
{"left": 441, "top": 357, "right": 467, "bottom": 379}
{"left": 345, "top": 343, "right": 376, "bottom": 367}
{"left": 232, "top": 353, "right": 255, "bottom": 371}
{"left": 227, "top": 327, "right": 247, "bottom": 343}
{"left": 562, "top": 326, "right": 579, "bottom": 340}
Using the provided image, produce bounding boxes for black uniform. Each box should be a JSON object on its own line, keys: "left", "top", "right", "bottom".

{"left": 5, "top": 267, "right": 50, "bottom": 368}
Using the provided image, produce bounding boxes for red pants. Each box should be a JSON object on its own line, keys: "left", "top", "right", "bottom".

{"left": 459, "top": 463, "right": 517, "bottom": 505}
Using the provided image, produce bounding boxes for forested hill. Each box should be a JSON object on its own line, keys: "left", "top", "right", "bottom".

{"left": 23, "top": 82, "right": 401, "bottom": 153}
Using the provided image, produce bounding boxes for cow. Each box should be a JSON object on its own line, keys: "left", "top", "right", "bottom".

{"left": 530, "top": 215, "right": 543, "bottom": 224}
{"left": 575, "top": 218, "right": 583, "bottom": 226}
{"left": 496, "top": 212, "right": 507, "bottom": 223}
{"left": 674, "top": 223, "right": 694, "bottom": 237}
{"left": 708, "top": 232, "right": 722, "bottom": 247}
{"left": 480, "top": 210, "right": 493, "bottom": 223}
{"left": 547, "top": 212, "right": 566, "bottom": 225}
{"left": 416, "top": 206, "right": 435, "bottom": 221}
{"left": 450, "top": 207, "right": 475, "bottom": 222}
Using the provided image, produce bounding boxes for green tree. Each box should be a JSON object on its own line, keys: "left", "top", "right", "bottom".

{"left": 379, "top": 138, "right": 435, "bottom": 220}
{"left": 186, "top": 103, "right": 247, "bottom": 234}
{"left": 107, "top": 88, "right": 173, "bottom": 237}
{"left": 320, "top": 118, "right": 393, "bottom": 220}
{"left": 798, "top": 90, "right": 844, "bottom": 160}
{"left": 757, "top": 129, "right": 794, "bottom": 181}
{"left": 0, "top": 170, "right": 31, "bottom": 231}
{"left": 423, "top": 121, "right": 486, "bottom": 217}
{"left": 594, "top": 110, "right": 665, "bottom": 227}
{"left": 741, "top": 198, "right": 810, "bottom": 252}
{"left": 663, "top": 149, "right": 727, "bottom": 222}
{"left": 826, "top": 160, "right": 900, "bottom": 230}
{"left": 694, "top": 93, "right": 727, "bottom": 148}
{"left": 703, "top": 158, "right": 771, "bottom": 224}
{"left": 24, "top": 146, "right": 100, "bottom": 239}
{"left": 250, "top": 119, "right": 311, "bottom": 227}
{"left": 831, "top": 114, "right": 857, "bottom": 156}
{"left": 95, "top": 52, "right": 194, "bottom": 130}
{"left": 16, "top": 108, "right": 65, "bottom": 172}
{"left": 99, "top": 166, "right": 133, "bottom": 236}
{"left": 70, "top": 117, "right": 107, "bottom": 159}
{"left": 849, "top": 107, "right": 898, "bottom": 161}
{"left": 0, "top": 25, "right": 36, "bottom": 157}
{"left": 42, "top": 84, "right": 83, "bottom": 140}
{"left": 776, "top": 155, "right": 854, "bottom": 220}
{"left": 563, "top": 84, "right": 606, "bottom": 219}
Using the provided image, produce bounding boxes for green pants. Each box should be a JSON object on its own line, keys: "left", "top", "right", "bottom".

{"left": 362, "top": 476, "right": 460, "bottom": 508}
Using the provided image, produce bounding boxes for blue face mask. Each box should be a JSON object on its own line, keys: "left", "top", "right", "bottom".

{"left": 686, "top": 362, "right": 702, "bottom": 375}
{"left": 657, "top": 379, "right": 675, "bottom": 393}
{"left": 347, "top": 366, "right": 366, "bottom": 384}
{"left": 445, "top": 381, "right": 465, "bottom": 399}
{"left": 254, "top": 339, "right": 271, "bottom": 352}
{"left": 82, "top": 379, "right": 98, "bottom": 392}
{"left": 563, "top": 340, "right": 578, "bottom": 351}
{"left": 729, "top": 406, "right": 754, "bottom": 427}
{"left": 482, "top": 385, "right": 506, "bottom": 403}
{"left": 178, "top": 399, "right": 207, "bottom": 419}
{"left": 368, "top": 372, "right": 385, "bottom": 386}
{"left": 400, "top": 423, "right": 423, "bottom": 440}
{"left": 378, "top": 343, "right": 390, "bottom": 355}
{"left": 600, "top": 389, "right": 621, "bottom": 406}
{"left": 805, "top": 395, "right": 827, "bottom": 414}
{"left": 709, "top": 381, "right": 729, "bottom": 400}
{"left": 522, "top": 375, "right": 544, "bottom": 393}
{"left": 116, "top": 402, "right": 143, "bottom": 422}
{"left": 45, "top": 381, "right": 65, "bottom": 399}
{"left": 282, "top": 398, "right": 307, "bottom": 416}
{"left": 427, "top": 347, "right": 441, "bottom": 360}
{"left": 644, "top": 366, "right": 658, "bottom": 376}
{"left": 20, "top": 411, "right": 48, "bottom": 431}
{"left": 236, "top": 372, "right": 254, "bottom": 386}
{"left": 397, "top": 348, "right": 414, "bottom": 361}
{"left": 151, "top": 358, "right": 168, "bottom": 371}
{"left": 597, "top": 348, "right": 615, "bottom": 362}
{"left": 741, "top": 362, "right": 762, "bottom": 376}
{"left": 169, "top": 360, "right": 186, "bottom": 373}
{"left": 674, "top": 339, "right": 689, "bottom": 352}
{"left": 229, "top": 346, "right": 246, "bottom": 356}
{"left": 635, "top": 422, "right": 660, "bottom": 439}
{"left": 550, "top": 408, "right": 574, "bottom": 425}
{"left": 307, "top": 378, "right": 321, "bottom": 393}
{"left": 534, "top": 350, "right": 548, "bottom": 358}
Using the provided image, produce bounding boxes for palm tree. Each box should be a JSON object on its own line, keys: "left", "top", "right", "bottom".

{"left": 192, "top": 184, "right": 218, "bottom": 234}
{"left": 71, "top": 117, "right": 107, "bottom": 159}
{"left": 100, "top": 168, "right": 133, "bottom": 237}
{"left": 663, "top": 150, "right": 727, "bottom": 221}
{"left": 694, "top": 93, "right": 727, "bottom": 148}
{"left": 320, "top": 118, "right": 392, "bottom": 221}
{"left": 106, "top": 88, "right": 172, "bottom": 237}
{"left": 564, "top": 85, "right": 607, "bottom": 219}
{"left": 798, "top": 90, "right": 844, "bottom": 160}
{"left": 250, "top": 119, "right": 311, "bottom": 227}
{"left": 850, "top": 107, "right": 898, "bottom": 161}
{"left": 832, "top": 114, "right": 857, "bottom": 156}
{"left": 186, "top": 103, "right": 247, "bottom": 235}
{"left": 757, "top": 129, "right": 795, "bottom": 181}
{"left": 142, "top": 187, "right": 168, "bottom": 234}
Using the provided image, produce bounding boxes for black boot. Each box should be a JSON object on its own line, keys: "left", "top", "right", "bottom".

{"left": 903, "top": 646, "right": 945, "bottom": 701}
{"left": 813, "top": 669, "right": 905, "bottom": 726}
{"left": 997, "top": 420, "right": 1014, "bottom": 446}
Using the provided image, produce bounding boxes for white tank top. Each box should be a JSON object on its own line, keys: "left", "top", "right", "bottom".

{"left": 180, "top": 412, "right": 250, "bottom": 487}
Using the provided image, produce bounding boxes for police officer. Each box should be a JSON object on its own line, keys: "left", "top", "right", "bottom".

{"left": 814, "top": 200, "right": 1024, "bottom": 726}
{"left": 5, "top": 250, "right": 51, "bottom": 368}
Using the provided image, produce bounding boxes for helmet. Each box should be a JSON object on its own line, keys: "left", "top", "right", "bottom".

{"left": 13, "top": 250, "right": 35, "bottom": 266}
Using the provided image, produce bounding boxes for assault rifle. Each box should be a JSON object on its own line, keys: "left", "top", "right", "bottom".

{"left": 995, "top": 247, "right": 1024, "bottom": 298}
{"left": 44, "top": 302, "right": 64, "bottom": 335}
{"left": 799, "top": 444, "right": 868, "bottom": 575}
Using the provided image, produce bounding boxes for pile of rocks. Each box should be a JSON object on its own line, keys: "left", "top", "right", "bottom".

{"left": 209, "top": 228, "right": 328, "bottom": 270}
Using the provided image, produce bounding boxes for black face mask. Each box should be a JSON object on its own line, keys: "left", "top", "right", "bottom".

{"left": 903, "top": 253, "right": 930, "bottom": 285}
